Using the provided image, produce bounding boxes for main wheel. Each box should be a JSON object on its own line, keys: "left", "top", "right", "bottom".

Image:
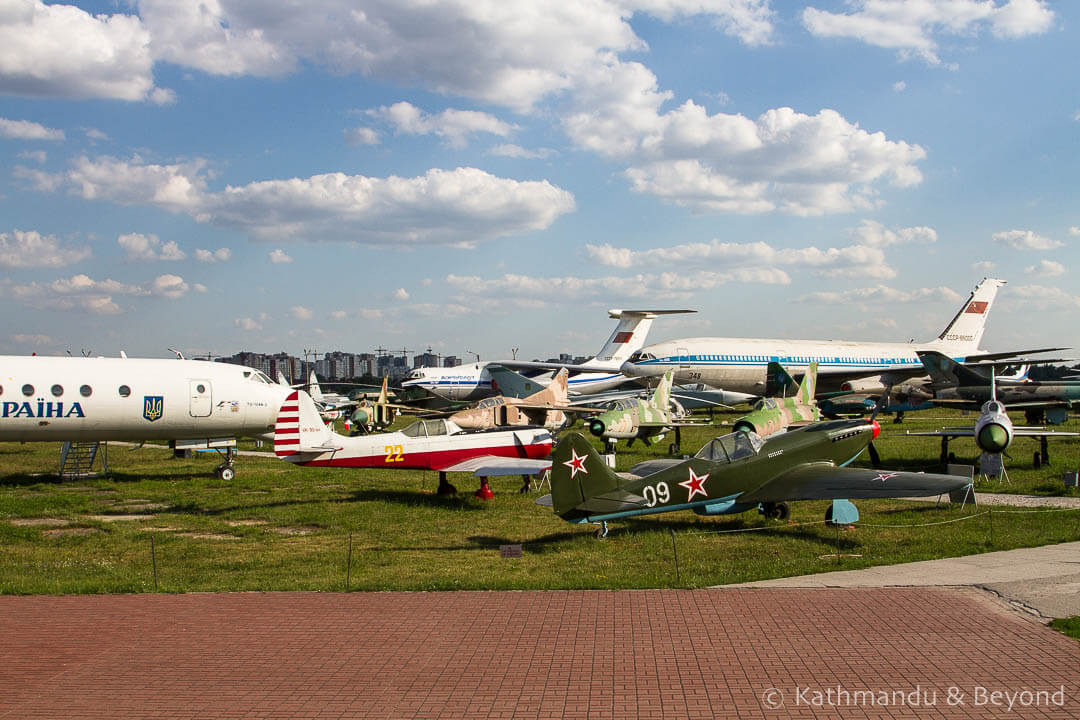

{"left": 217, "top": 464, "right": 235, "bottom": 481}
{"left": 776, "top": 502, "right": 790, "bottom": 521}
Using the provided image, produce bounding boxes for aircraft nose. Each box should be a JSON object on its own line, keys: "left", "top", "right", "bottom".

{"left": 620, "top": 360, "right": 662, "bottom": 377}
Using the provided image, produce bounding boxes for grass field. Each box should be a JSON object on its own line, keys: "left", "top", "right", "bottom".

{"left": 1, "top": 407, "right": 1079, "bottom": 595}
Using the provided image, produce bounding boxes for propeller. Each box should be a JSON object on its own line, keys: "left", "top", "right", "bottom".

{"left": 865, "top": 385, "right": 890, "bottom": 468}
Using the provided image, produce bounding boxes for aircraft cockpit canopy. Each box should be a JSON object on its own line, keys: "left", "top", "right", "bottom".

{"left": 982, "top": 400, "right": 1006, "bottom": 416}
{"left": 694, "top": 430, "right": 764, "bottom": 463}
{"left": 752, "top": 398, "right": 779, "bottom": 411}
{"left": 406, "top": 369, "right": 425, "bottom": 380}
{"left": 401, "top": 418, "right": 450, "bottom": 438}
{"left": 610, "top": 398, "right": 637, "bottom": 410}
{"left": 243, "top": 370, "right": 274, "bottom": 384}
{"left": 476, "top": 397, "right": 506, "bottom": 408}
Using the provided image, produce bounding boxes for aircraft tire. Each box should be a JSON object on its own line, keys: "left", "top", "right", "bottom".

{"left": 825, "top": 505, "right": 834, "bottom": 525}
{"left": 217, "top": 464, "right": 235, "bottom": 482}
{"left": 776, "top": 502, "right": 790, "bottom": 521}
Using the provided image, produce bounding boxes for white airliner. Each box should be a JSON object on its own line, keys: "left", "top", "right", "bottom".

{"left": 621, "top": 278, "right": 1018, "bottom": 395}
{"left": 401, "top": 309, "right": 694, "bottom": 401}
{"left": 0, "top": 355, "right": 292, "bottom": 479}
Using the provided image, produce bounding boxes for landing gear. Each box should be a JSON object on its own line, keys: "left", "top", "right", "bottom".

{"left": 215, "top": 447, "right": 236, "bottom": 481}
{"left": 436, "top": 471, "right": 457, "bottom": 496}
{"left": 594, "top": 521, "right": 609, "bottom": 539}
{"left": 519, "top": 474, "right": 532, "bottom": 494}
{"left": 474, "top": 477, "right": 494, "bottom": 500}
{"left": 759, "top": 501, "right": 790, "bottom": 521}
{"left": 668, "top": 427, "right": 683, "bottom": 456}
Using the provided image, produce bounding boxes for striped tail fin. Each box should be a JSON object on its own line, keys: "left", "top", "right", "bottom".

{"left": 274, "top": 390, "right": 339, "bottom": 457}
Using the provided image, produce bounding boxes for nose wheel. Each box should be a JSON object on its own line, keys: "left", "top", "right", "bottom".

{"left": 215, "top": 447, "right": 237, "bottom": 481}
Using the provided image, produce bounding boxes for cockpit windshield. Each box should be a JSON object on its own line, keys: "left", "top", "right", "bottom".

{"left": 752, "top": 398, "right": 778, "bottom": 411}
{"left": 694, "top": 430, "right": 764, "bottom": 463}
{"left": 627, "top": 351, "right": 656, "bottom": 363}
{"left": 406, "top": 370, "right": 425, "bottom": 380}
{"left": 247, "top": 370, "right": 272, "bottom": 384}
{"left": 477, "top": 397, "right": 505, "bottom": 408}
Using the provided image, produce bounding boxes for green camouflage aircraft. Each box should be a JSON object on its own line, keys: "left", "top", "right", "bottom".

{"left": 541, "top": 419, "right": 969, "bottom": 537}
{"left": 585, "top": 369, "right": 706, "bottom": 453}
{"left": 733, "top": 361, "right": 821, "bottom": 438}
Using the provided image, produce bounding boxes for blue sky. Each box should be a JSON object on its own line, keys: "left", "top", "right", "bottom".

{"left": 0, "top": 0, "right": 1076, "bottom": 362}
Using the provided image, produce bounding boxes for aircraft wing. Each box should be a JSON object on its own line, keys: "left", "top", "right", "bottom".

{"left": 440, "top": 456, "right": 552, "bottom": 476}
{"left": 907, "top": 428, "right": 1079, "bottom": 439}
{"left": 963, "top": 347, "right": 1069, "bottom": 362}
{"left": 740, "top": 462, "right": 969, "bottom": 503}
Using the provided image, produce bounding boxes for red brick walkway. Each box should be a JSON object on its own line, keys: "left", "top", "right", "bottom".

{"left": 1, "top": 589, "right": 1078, "bottom": 718}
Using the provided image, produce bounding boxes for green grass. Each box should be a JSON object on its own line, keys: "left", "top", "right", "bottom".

{"left": 1, "top": 407, "right": 1079, "bottom": 594}
{"left": 1050, "top": 617, "right": 1080, "bottom": 640}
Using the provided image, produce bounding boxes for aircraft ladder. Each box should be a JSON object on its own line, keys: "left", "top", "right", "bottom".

{"left": 59, "top": 441, "right": 108, "bottom": 478}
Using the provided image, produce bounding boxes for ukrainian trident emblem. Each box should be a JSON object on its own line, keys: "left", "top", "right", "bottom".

{"left": 143, "top": 396, "right": 164, "bottom": 422}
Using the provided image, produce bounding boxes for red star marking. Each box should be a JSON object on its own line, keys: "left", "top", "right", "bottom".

{"left": 679, "top": 468, "right": 709, "bottom": 501}
{"left": 563, "top": 449, "right": 588, "bottom": 479}
{"left": 872, "top": 472, "right": 899, "bottom": 483}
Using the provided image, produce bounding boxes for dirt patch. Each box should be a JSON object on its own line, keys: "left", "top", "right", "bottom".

{"left": 174, "top": 532, "right": 240, "bottom": 541}
{"left": 113, "top": 502, "right": 168, "bottom": 512}
{"left": 226, "top": 519, "right": 268, "bottom": 527}
{"left": 139, "top": 526, "right": 179, "bottom": 532}
{"left": 269, "top": 526, "right": 320, "bottom": 536}
{"left": 42, "top": 527, "right": 102, "bottom": 537}
{"left": 8, "top": 518, "right": 72, "bottom": 527}
{"left": 83, "top": 514, "right": 157, "bottom": 522}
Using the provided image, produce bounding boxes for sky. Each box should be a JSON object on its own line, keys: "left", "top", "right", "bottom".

{"left": 0, "top": 0, "right": 1077, "bottom": 363}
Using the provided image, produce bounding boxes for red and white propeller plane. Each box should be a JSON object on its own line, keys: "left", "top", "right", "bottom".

{"left": 273, "top": 390, "right": 554, "bottom": 497}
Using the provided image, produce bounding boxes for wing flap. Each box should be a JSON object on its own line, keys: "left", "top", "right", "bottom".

{"left": 440, "top": 456, "right": 552, "bottom": 476}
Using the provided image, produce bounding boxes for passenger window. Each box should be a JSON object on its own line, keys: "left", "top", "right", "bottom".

{"left": 21, "top": 384, "right": 33, "bottom": 396}
{"left": 118, "top": 385, "right": 131, "bottom": 397}
{"left": 51, "top": 384, "right": 63, "bottom": 397}
{"left": 80, "top": 385, "right": 92, "bottom": 397}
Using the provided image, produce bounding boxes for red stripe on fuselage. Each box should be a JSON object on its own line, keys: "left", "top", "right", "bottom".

{"left": 291, "top": 441, "right": 552, "bottom": 470}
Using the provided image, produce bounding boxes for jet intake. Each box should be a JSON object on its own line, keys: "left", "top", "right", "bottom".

{"left": 588, "top": 419, "right": 606, "bottom": 437}
{"left": 976, "top": 422, "right": 1010, "bottom": 454}
{"left": 840, "top": 378, "right": 887, "bottom": 393}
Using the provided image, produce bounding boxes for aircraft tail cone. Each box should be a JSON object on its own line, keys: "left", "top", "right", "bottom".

{"left": 475, "top": 478, "right": 494, "bottom": 500}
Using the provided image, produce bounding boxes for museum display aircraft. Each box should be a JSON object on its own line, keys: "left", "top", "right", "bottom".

{"left": 620, "top": 278, "right": 1061, "bottom": 396}
{"left": 447, "top": 369, "right": 607, "bottom": 432}
{"left": 918, "top": 350, "right": 1080, "bottom": 425}
{"left": 584, "top": 370, "right": 709, "bottom": 454}
{"left": 906, "top": 359, "right": 1079, "bottom": 472}
{"left": 0, "top": 354, "right": 292, "bottom": 479}
{"left": 274, "top": 389, "right": 554, "bottom": 497}
{"left": 732, "top": 362, "right": 821, "bottom": 438}
{"left": 540, "top": 420, "right": 970, "bottom": 537}
{"left": 401, "top": 309, "right": 694, "bottom": 401}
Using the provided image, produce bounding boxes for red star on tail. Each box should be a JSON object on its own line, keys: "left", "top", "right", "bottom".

{"left": 563, "top": 449, "right": 588, "bottom": 479}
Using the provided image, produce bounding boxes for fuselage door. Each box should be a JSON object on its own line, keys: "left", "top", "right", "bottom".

{"left": 189, "top": 380, "right": 212, "bottom": 417}
{"left": 677, "top": 347, "right": 690, "bottom": 369}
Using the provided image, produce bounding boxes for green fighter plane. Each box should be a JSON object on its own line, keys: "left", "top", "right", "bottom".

{"left": 733, "top": 361, "right": 821, "bottom": 438}
{"left": 541, "top": 419, "right": 970, "bottom": 537}
{"left": 586, "top": 369, "right": 707, "bottom": 454}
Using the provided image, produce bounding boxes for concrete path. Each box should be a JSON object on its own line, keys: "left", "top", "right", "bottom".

{"left": 722, "top": 541, "right": 1080, "bottom": 618}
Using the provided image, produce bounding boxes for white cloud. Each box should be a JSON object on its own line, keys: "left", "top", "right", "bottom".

{"left": 488, "top": 144, "right": 555, "bottom": 160}
{"left": 851, "top": 219, "right": 936, "bottom": 247}
{"left": 367, "top": 101, "right": 516, "bottom": 148}
{"left": 893, "top": 80, "right": 906, "bottom": 92}
{"left": 803, "top": 0, "right": 1055, "bottom": 66}
{"left": 1008, "top": 285, "right": 1080, "bottom": 309}
{"left": 34, "top": 155, "right": 576, "bottom": 246}
{"left": 584, "top": 239, "right": 896, "bottom": 278}
{"left": 193, "top": 283, "right": 207, "bottom": 293}
{"left": 10, "top": 333, "right": 54, "bottom": 347}
{"left": 290, "top": 306, "right": 313, "bottom": 320}
{"left": 796, "top": 286, "right": 964, "bottom": 305}
{"left": 149, "top": 273, "right": 190, "bottom": 298}
{"left": 393, "top": 288, "right": 409, "bottom": 300}
{"left": 0, "top": 229, "right": 91, "bottom": 268}
{"left": 269, "top": 249, "right": 293, "bottom": 263}
{"left": 330, "top": 309, "right": 347, "bottom": 320}
{"left": 1024, "top": 259, "right": 1065, "bottom": 277}
{"left": 136, "top": 0, "right": 775, "bottom": 113}
{"left": 18, "top": 150, "right": 46, "bottom": 163}
{"left": 194, "top": 247, "right": 232, "bottom": 262}
{"left": 0, "top": 117, "right": 63, "bottom": 141}
{"left": 344, "top": 127, "right": 380, "bottom": 146}
{"left": 992, "top": 229, "right": 1062, "bottom": 250}
{"left": 1069, "top": 226, "right": 1080, "bottom": 236}
{"left": 973, "top": 260, "right": 997, "bottom": 272}
{"left": 0, "top": 0, "right": 167, "bottom": 102}
{"left": 235, "top": 317, "right": 263, "bottom": 331}
{"left": 118, "top": 232, "right": 185, "bottom": 261}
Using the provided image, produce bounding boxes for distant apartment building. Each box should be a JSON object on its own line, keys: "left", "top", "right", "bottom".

{"left": 443, "top": 355, "right": 462, "bottom": 368}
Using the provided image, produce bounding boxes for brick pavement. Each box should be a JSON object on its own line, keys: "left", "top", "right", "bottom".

{"left": 1, "top": 589, "right": 1078, "bottom": 718}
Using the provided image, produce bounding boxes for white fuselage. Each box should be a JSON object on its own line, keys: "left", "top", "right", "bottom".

{"left": 0, "top": 355, "right": 291, "bottom": 442}
{"left": 622, "top": 338, "right": 966, "bottom": 395}
{"left": 401, "top": 364, "right": 627, "bottom": 401}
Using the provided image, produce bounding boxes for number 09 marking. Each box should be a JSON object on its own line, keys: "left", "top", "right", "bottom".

{"left": 643, "top": 481, "right": 670, "bottom": 507}
{"left": 384, "top": 444, "right": 404, "bottom": 463}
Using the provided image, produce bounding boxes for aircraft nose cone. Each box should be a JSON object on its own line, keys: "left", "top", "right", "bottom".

{"left": 977, "top": 423, "right": 1009, "bottom": 453}
{"left": 588, "top": 419, "right": 606, "bottom": 437}
{"left": 620, "top": 360, "right": 661, "bottom": 377}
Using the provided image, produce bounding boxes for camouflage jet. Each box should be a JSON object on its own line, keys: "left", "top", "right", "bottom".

{"left": 347, "top": 377, "right": 401, "bottom": 435}
{"left": 585, "top": 370, "right": 707, "bottom": 454}
{"left": 918, "top": 350, "right": 1080, "bottom": 425}
{"left": 448, "top": 368, "right": 605, "bottom": 432}
{"left": 732, "top": 362, "right": 821, "bottom": 438}
{"left": 541, "top": 421, "right": 969, "bottom": 537}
